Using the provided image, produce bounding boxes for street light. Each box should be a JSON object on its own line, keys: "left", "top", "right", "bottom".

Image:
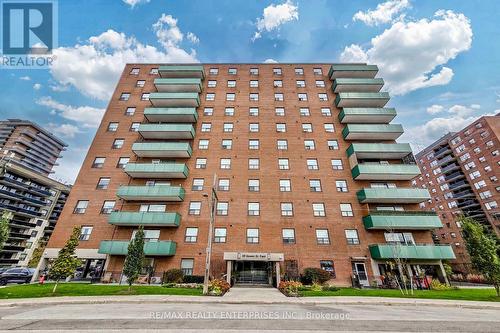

{"left": 202, "top": 174, "right": 218, "bottom": 295}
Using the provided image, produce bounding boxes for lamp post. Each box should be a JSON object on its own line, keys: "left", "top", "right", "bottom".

{"left": 202, "top": 174, "right": 218, "bottom": 295}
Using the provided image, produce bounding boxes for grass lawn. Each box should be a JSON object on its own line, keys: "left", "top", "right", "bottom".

{"left": 300, "top": 287, "right": 500, "bottom": 302}
{"left": 0, "top": 283, "right": 202, "bottom": 299}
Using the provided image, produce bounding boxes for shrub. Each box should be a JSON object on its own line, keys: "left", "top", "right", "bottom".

{"left": 208, "top": 279, "right": 230, "bottom": 296}
{"left": 163, "top": 269, "right": 184, "bottom": 283}
{"left": 430, "top": 279, "right": 454, "bottom": 290}
{"left": 311, "top": 283, "right": 323, "bottom": 292}
{"left": 183, "top": 275, "right": 204, "bottom": 284}
{"left": 300, "top": 268, "right": 331, "bottom": 285}
{"left": 278, "top": 280, "right": 302, "bottom": 297}
{"left": 322, "top": 285, "right": 340, "bottom": 292}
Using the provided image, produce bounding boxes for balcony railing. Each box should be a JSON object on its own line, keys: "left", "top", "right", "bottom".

{"left": 369, "top": 244, "right": 456, "bottom": 260}
{"left": 342, "top": 124, "right": 404, "bottom": 141}
{"left": 338, "top": 107, "right": 397, "bottom": 124}
{"left": 143, "top": 107, "right": 198, "bottom": 123}
{"left": 116, "top": 185, "right": 185, "bottom": 202}
{"left": 332, "top": 78, "right": 384, "bottom": 93}
{"left": 346, "top": 143, "right": 412, "bottom": 159}
{"left": 363, "top": 211, "right": 442, "bottom": 230}
{"left": 356, "top": 187, "right": 431, "bottom": 204}
{"left": 328, "top": 64, "right": 378, "bottom": 79}
{"left": 335, "top": 92, "right": 390, "bottom": 108}
{"left": 158, "top": 65, "right": 205, "bottom": 79}
{"left": 124, "top": 163, "right": 189, "bottom": 179}
{"left": 98, "top": 240, "right": 177, "bottom": 256}
{"left": 108, "top": 211, "right": 181, "bottom": 227}
{"left": 351, "top": 163, "right": 420, "bottom": 180}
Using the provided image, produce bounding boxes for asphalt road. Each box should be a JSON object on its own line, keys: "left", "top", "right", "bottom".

{"left": 0, "top": 301, "right": 499, "bottom": 332}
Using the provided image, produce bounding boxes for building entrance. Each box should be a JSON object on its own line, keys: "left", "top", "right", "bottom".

{"left": 233, "top": 261, "right": 270, "bottom": 285}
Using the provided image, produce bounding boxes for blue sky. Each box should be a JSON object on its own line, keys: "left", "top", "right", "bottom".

{"left": 0, "top": 0, "right": 499, "bottom": 184}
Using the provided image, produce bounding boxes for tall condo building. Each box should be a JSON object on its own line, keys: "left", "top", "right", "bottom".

{"left": 0, "top": 120, "right": 70, "bottom": 267}
{"left": 45, "top": 64, "right": 455, "bottom": 286}
{"left": 413, "top": 115, "right": 499, "bottom": 272}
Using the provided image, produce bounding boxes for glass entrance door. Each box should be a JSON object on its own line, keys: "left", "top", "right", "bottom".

{"left": 234, "top": 261, "right": 270, "bottom": 284}
{"left": 352, "top": 262, "right": 369, "bottom": 287}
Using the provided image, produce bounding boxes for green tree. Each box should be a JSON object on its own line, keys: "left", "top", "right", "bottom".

{"left": 123, "top": 226, "right": 145, "bottom": 291}
{"left": 0, "top": 211, "right": 11, "bottom": 250}
{"left": 461, "top": 217, "right": 500, "bottom": 296}
{"left": 28, "top": 239, "right": 47, "bottom": 268}
{"left": 49, "top": 226, "right": 82, "bottom": 293}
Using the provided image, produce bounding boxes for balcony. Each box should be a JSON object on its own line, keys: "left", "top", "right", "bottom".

{"left": 116, "top": 185, "right": 185, "bottom": 201}
{"left": 108, "top": 211, "right": 180, "bottom": 227}
{"left": 144, "top": 107, "right": 198, "bottom": 123}
{"left": 328, "top": 64, "right": 378, "bottom": 79}
{"left": 434, "top": 145, "right": 452, "bottom": 158}
{"left": 445, "top": 171, "right": 465, "bottom": 182}
{"left": 347, "top": 143, "right": 412, "bottom": 159}
{"left": 154, "top": 78, "right": 202, "bottom": 93}
{"left": 138, "top": 124, "right": 195, "bottom": 140}
{"left": 342, "top": 124, "right": 404, "bottom": 141}
{"left": 437, "top": 155, "right": 455, "bottom": 166}
{"left": 335, "top": 92, "right": 390, "bottom": 108}
{"left": 369, "top": 244, "right": 456, "bottom": 260}
{"left": 356, "top": 188, "right": 431, "bottom": 204}
{"left": 158, "top": 65, "right": 205, "bottom": 79}
{"left": 351, "top": 163, "right": 420, "bottom": 180}
{"left": 363, "top": 211, "right": 442, "bottom": 230}
{"left": 124, "top": 163, "right": 189, "bottom": 179}
{"left": 132, "top": 142, "right": 192, "bottom": 158}
{"left": 149, "top": 92, "right": 200, "bottom": 107}
{"left": 339, "top": 108, "right": 396, "bottom": 124}
{"left": 332, "top": 78, "right": 384, "bottom": 93}
{"left": 441, "top": 163, "right": 460, "bottom": 174}
{"left": 98, "top": 240, "right": 177, "bottom": 256}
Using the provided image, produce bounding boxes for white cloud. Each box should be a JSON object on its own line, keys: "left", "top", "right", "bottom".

{"left": 19, "top": 76, "right": 31, "bottom": 81}
{"left": 33, "top": 83, "right": 42, "bottom": 90}
{"left": 187, "top": 32, "right": 199, "bottom": 44}
{"left": 122, "top": 0, "right": 150, "bottom": 8}
{"left": 426, "top": 104, "right": 444, "bottom": 115}
{"left": 36, "top": 96, "right": 105, "bottom": 128}
{"left": 45, "top": 123, "right": 81, "bottom": 138}
{"left": 341, "top": 10, "right": 472, "bottom": 96}
{"left": 50, "top": 14, "right": 198, "bottom": 101}
{"left": 253, "top": 0, "right": 298, "bottom": 40}
{"left": 264, "top": 58, "right": 278, "bottom": 63}
{"left": 353, "top": 0, "right": 410, "bottom": 26}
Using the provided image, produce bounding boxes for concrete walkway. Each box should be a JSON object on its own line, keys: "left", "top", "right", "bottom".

{"left": 222, "top": 287, "right": 287, "bottom": 302}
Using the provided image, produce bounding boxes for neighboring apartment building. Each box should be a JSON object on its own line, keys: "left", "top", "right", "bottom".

{"left": 0, "top": 120, "right": 70, "bottom": 267}
{"left": 413, "top": 115, "right": 500, "bottom": 273}
{"left": 45, "top": 63, "right": 454, "bottom": 286}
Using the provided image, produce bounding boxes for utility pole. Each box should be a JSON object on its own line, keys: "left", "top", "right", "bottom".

{"left": 203, "top": 174, "right": 218, "bottom": 295}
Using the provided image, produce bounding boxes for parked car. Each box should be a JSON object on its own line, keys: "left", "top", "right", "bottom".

{"left": 0, "top": 267, "right": 33, "bottom": 285}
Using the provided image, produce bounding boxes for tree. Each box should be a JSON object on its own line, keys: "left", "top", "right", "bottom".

{"left": 123, "top": 226, "right": 145, "bottom": 291}
{"left": 49, "top": 226, "right": 81, "bottom": 293}
{"left": 461, "top": 216, "right": 500, "bottom": 296}
{"left": 28, "top": 239, "right": 47, "bottom": 268}
{"left": 0, "top": 211, "right": 11, "bottom": 251}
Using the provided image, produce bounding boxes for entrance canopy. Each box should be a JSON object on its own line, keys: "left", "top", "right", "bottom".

{"left": 224, "top": 252, "right": 284, "bottom": 262}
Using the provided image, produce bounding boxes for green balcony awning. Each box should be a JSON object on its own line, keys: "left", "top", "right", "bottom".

{"left": 328, "top": 64, "right": 378, "bottom": 79}
{"left": 335, "top": 92, "right": 390, "bottom": 108}
{"left": 347, "top": 143, "right": 412, "bottom": 159}
{"left": 356, "top": 188, "right": 431, "bottom": 204}
{"left": 369, "top": 244, "right": 456, "bottom": 260}
{"left": 333, "top": 78, "right": 384, "bottom": 93}
{"left": 116, "top": 185, "right": 185, "bottom": 201}
{"left": 363, "top": 211, "right": 442, "bottom": 230}
{"left": 124, "top": 163, "right": 189, "bottom": 178}
{"left": 158, "top": 65, "right": 205, "bottom": 79}
{"left": 143, "top": 108, "right": 198, "bottom": 123}
{"left": 138, "top": 124, "right": 195, "bottom": 139}
{"left": 342, "top": 124, "right": 404, "bottom": 141}
{"left": 149, "top": 92, "right": 200, "bottom": 107}
{"left": 108, "top": 211, "right": 180, "bottom": 227}
{"left": 99, "top": 240, "right": 177, "bottom": 256}
{"left": 132, "top": 142, "right": 192, "bottom": 158}
{"left": 351, "top": 164, "right": 421, "bottom": 180}
{"left": 154, "top": 78, "right": 202, "bottom": 92}
{"left": 339, "top": 108, "right": 397, "bottom": 124}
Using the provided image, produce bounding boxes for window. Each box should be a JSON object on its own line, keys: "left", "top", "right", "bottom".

{"left": 250, "top": 68, "right": 259, "bottom": 75}
{"left": 199, "top": 139, "right": 209, "bottom": 150}
{"left": 218, "top": 179, "right": 230, "bottom": 191}
{"left": 209, "top": 68, "right": 218, "bottom": 75}
{"left": 331, "top": 159, "right": 343, "bottom": 170}
{"left": 299, "top": 108, "right": 310, "bottom": 116}
{"left": 273, "top": 68, "right": 282, "bottom": 75}
{"left": 324, "top": 123, "right": 335, "bottom": 132}
{"left": 248, "top": 202, "right": 260, "bottom": 216}
{"left": 302, "top": 123, "right": 313, "bottom": 132}
{"left": 249, "top": 107, "right": 259, "bottom": 116}
{"left": 225, "top": 107, "right": 235, "bottom": 116}
{"left": 280, "top": 179, "right": 291, "bottom": 192}
{"left": 223, "top": 123, "right": 233, "bottom": 132}
{"left": 188, "top": 202, "right": 201, "bottom": 215}
{"left": 315, "top": 80, "right": 325, "bottom": 88}
{"left": 119, "top": 93, "right": 130, "bottom": 101}
{"left": 214, "top": 228, "right": 227, "bottom": 243}
{"left": 321, "top": 108, "right": 332, "bottom": 116}
{"left": 73, "top": 200, "right": 89, "bottom": 214}
{"left": 296, "top": 80, "right": 306, "bottom": 88}
{"left": 277, "top": 140, "right": 288, "bottom": 150}
{"left": 340, "top": 203, "right": 353, "bottom": 217}
{"left": 294, "top": 67, "right": 304, "bottom": 75}
{"left": 249, "top": 93, "right": 259, "bottom": 101}
{"left": 250, "top": 80, "right": 259, "bottom": 88}
{"left": 140, "top": 204, "right": 166, "bottom": 212}
{"left": 469, "top": 170, "right": 481, "bottom": 180}
{"left": 310, "top": 179, "right": 322, "bottom": 192}
{"left": 282, "top": 229, "right": 296, "bottom": 244}
{"left": 79, "top": 226, "right": 93, "bottom": 241}
{"left": 313, "top": 203, "right": 326, "bottom": 217}
{"left": 101, "top": 200, "right": 115, "bottom": 214}
{"left": 318, "top": 93, "right": 328, "bottom": 101}
{"left": 249, "top": 139, "right": 259, "bottom": 150}
{"left": 474, "top": 180, "right": 486, "bottom": 189}
{"left": 96, "top": 177, "right": 110, "bottom": 190}
{"left": 274, "top": 93, "right": 284, "bottom": 101}
{"left": 278, "top": 158, "right": 289, "bottom": 170}
{"left": 298, "top": 93, "right": 308, "bottom": 101}
{"left": 248, "top": 179, "right": 260, "bottom": 192}
{"left": 247, "top": 228, "right": 259, "bottom": 243}
{"left": 275, "top": 107, "right": 285, "bottom": 116}
{"left": 220, "top": 158, "right": 231, "bottom": 169}
{"left": 228, "top": 68, "right": 237, "bottom": 75}
{"left": 130, "top": 122, "right": 140, "bottom": 132}
{"left": 304, "top": 140, "right": 315, "bottom": 150}
{"left": 221, "top": 139, "right": 232, "bottom": 149}
{"left": 206, "top": 93, "right": 215, "bottom": 101}
{"left": 227, "top": 80, "right": 236, "bottom": 88}
{"left": 136, "top": 80, "right": 145, "bottom": 87}
{"left": 203, "top": 107, "right": 213, "bottom": 116}
{"left": 248, "top": 158, "right": 259, "bottom": 170}
{"left": 207, "top": 80, "right": 217, "bottom": 88}
{"left": 226, "top": 93, "right": 235, "bottom": 101}
{"left": 150, "top": 68, "right": 159, "bottom": 75}
{"left": 306, "top": 159, "right": 318, "bottom": 170}
{"left": 281, "top": 202, "right": 293, "bottom": 216}
{"left": 336, "top": 180, "right": 348, "bottom": 192}
{"left": 276, "top": 123, "right": 286, "bottom": 132}
{"left": 201, "top": 123, "right": 212, "bottom": 132}
{"left": 125, "top": 107, "right": 136, "bottom": 116}
{"left": 141, "top": 93, "right": 150, "bottom": 101}
{"left": 192, "top": 178, "right": 204, "bottom": 191}
{"left": 320, "top": 260, "right": 335, "bottom": 277}
{"left": 273, "top": 80, "right": 283, "bottom": 87}
{"left": 185, "top": 227, "right": 198, "bottom": 242}
{"left": 384, "top": 232, "right": 414, "bottom": 245}
{"left": 345, "top": 229, "right": 359, "bottom": 245}
{"left": 195, "top": 158, "right": 207, "bottom": 169}
{"left": 316, "top": 229, "right": 330, "bottom": 244}
{"left": 327, "top": 140, "right": 339, "bottom": 150}
{"left": 249, "top": 123, "right": 259, "bottom": 132}
{"left": 180, "top": 259, "right": 194, "bottom": 275}
{"left": 313, "top": 68, "right": 323, "bottom": 75}
{"left": 480, "top": 190, "right": 492, "bottom": 199}
{"left": 216, "top": 202, "right": 229, "bottom": 215}
{"left": 130, "top": 68, "right": 140, "bottom": 75}
{"left": 107, "top": 122, "right": 119, "bottom": 132}
{"left": 117, "top": 157, "right": 129, "bottom": 168}
{"left": 92, "top": 157, "right": 105, "bottom": 168}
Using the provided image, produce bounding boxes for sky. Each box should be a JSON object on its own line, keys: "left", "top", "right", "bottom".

{"left": 0, "top": 0, "right": 499, "bottom": 185}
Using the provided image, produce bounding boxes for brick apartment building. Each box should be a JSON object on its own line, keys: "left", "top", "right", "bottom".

{"left": 413, "top": 115, "right": 500, "bottom": 272}
{"left": 0, "top": 119, "right": 70, "bottom": 267}
{"left": 44, "top": 63, "right": 455, "bottom": 286}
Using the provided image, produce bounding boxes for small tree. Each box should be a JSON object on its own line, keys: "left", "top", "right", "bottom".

{"left": 28, "top": 239, "right": 47, "bottom": 268}
{"left": 49, "top": 226, "right": 81, "bottom": 293}
{"left": 461, "top": 216, "right": 500, "bottom": 296}
{"left": 0, "top": 211, "right": 11, "bottom": 250}
{"left": 123, "top": 226, "right": 145, "bottom": 291}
